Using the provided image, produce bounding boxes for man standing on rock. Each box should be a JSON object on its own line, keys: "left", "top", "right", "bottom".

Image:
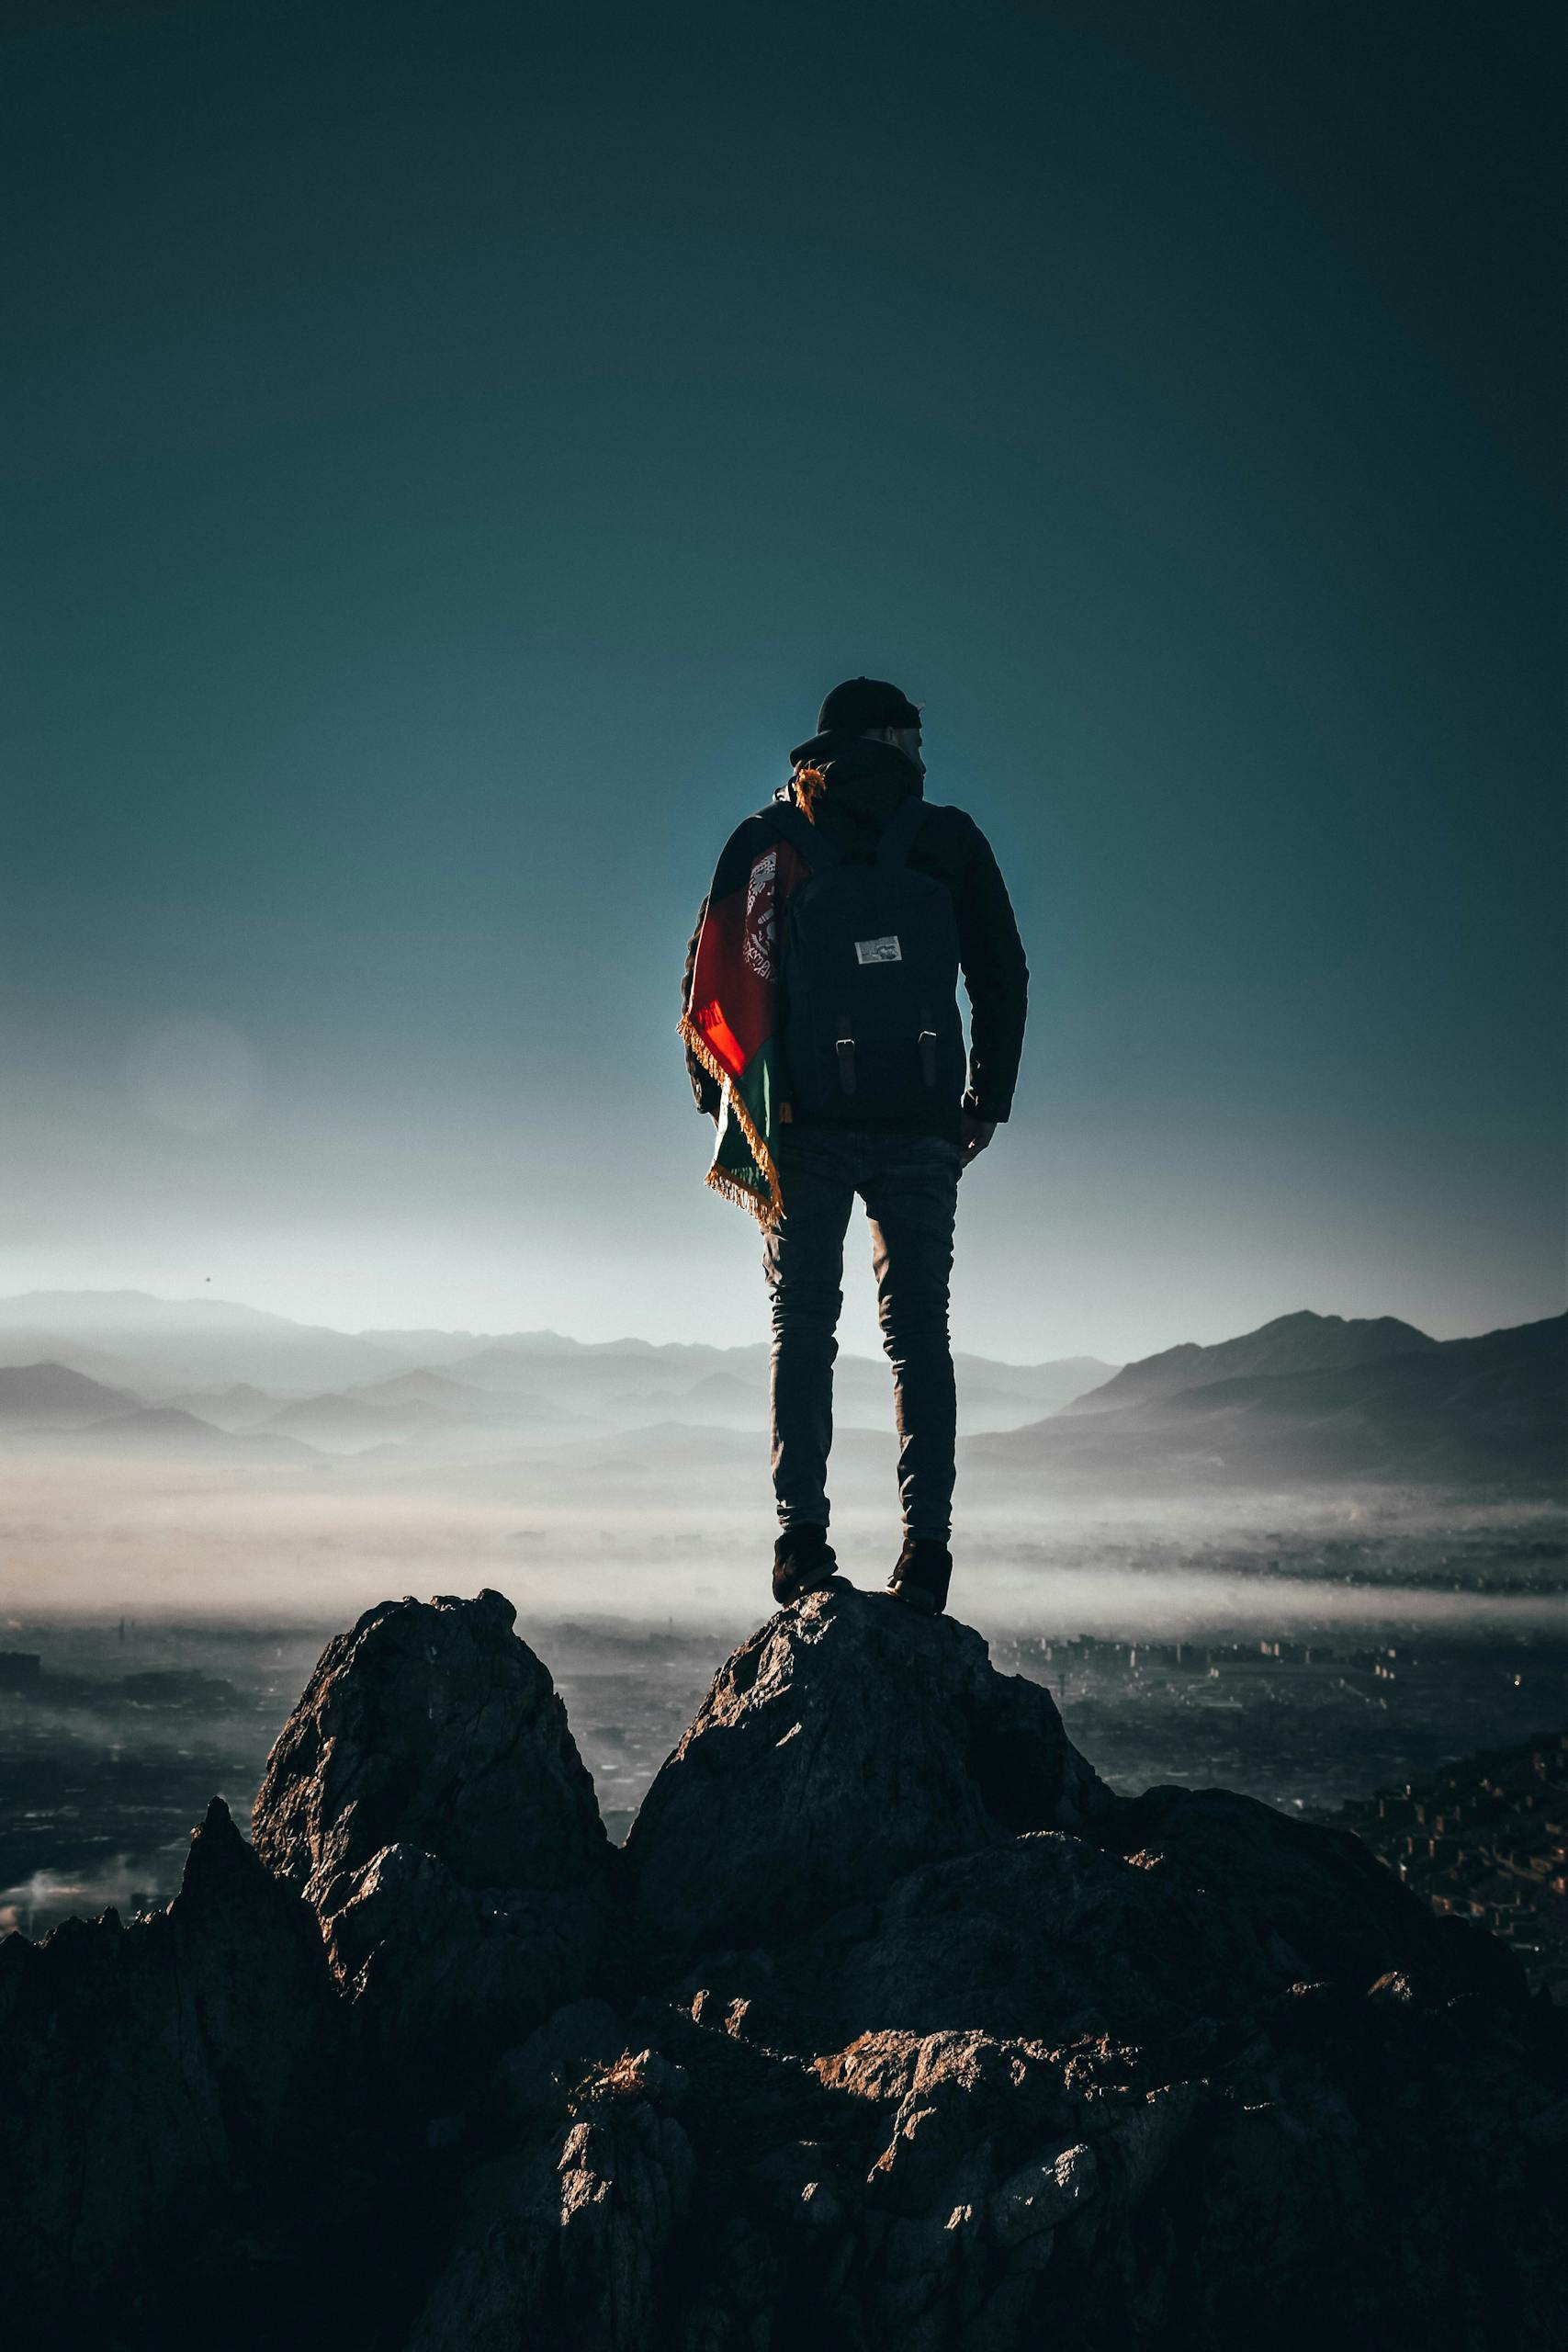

{"left": 681, "top": 677, "right": 1028, "bottom": 1617}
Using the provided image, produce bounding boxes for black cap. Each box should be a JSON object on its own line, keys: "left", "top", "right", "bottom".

{"left": 816, "top": 676, "right": 922, "bottom": 734}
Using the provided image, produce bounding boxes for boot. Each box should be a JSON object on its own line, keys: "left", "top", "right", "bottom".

{"left": 773, "top": 1524, "right": 838, "bottom": 1607}
{"left": 887, "top": 1535, "right": 952, "bottom": 1617}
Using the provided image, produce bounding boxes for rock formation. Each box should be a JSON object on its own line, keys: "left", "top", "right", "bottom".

{"left": 624, "top": 1580, "right": 1111, "bottom": 1956}
{"left": 254, "top": 1589, "right": 604, "bottom": 1897}
{"left": 253, "top": 1586, "right": 614, "bottom": 2088}
{"left": 3, "top": 1579, "right": 1563, "bottom": 2350}
{"left": 0, "top": 1795, "right": 338, "bottom": 2327}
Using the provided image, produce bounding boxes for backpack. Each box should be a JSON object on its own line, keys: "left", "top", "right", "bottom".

{"left": 768, "top": 796, "right": 967, "bottom": 1118}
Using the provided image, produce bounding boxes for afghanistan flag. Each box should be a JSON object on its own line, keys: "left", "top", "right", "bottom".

{"left": 679, "top": 810, "right": 812, "bottom": 1227}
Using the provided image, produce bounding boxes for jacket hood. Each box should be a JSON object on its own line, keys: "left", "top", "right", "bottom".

{"left": 784, "top": 729, "right": 923, "bottom": 853}
{"left": 786, "top": 729, "right": 924, "bottom": 786}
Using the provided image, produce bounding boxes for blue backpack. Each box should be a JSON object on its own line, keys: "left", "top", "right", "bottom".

{"left": 767, "top": 797, "right": 966, "bottom": 1118}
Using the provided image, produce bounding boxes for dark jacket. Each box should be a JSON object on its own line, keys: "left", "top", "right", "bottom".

{"left": 683, "top": 733, "right": 1028, "bottom": 1139}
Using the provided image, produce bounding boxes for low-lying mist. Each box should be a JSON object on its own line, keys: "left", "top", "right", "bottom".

{"left": 2, "top": 1443, "right": 1561, "bottom": 1942}
{"left": 2, "top": 1448, "right": 1562, "bottom": 1634}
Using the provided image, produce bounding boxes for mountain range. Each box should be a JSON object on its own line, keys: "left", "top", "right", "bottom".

{"left": 976, "top": 1308, "right": 1565, "bottom": 1496}
{"left": 0, "top": 1289, "right": 1561, "bottom": 1498}
{"left": 1054, "top": 1311, "right": 1438, "bottom": 1416}
{"left": 0, "top": 1290, "right": 1112, "bottom": 1455}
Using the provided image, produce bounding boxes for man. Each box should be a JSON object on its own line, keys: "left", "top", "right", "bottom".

{"left": 681, "top": 676, "right": 1027, "bottom": 1616}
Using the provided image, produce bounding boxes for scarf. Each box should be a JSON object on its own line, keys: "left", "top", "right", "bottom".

{"left": 680, "top": 807, "right": 813, "bottom": 1226}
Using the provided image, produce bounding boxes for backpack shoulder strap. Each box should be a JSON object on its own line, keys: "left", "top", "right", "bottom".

{"left": 875, "top": 795, "right": 928, "bottom": 869}
{"left": 760, "top": 799, "right": 843, "bottom": 869}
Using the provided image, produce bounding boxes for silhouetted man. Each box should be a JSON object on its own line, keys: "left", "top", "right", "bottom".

{"left": 682, "top": 677, "right": 1027, "bottom": 1615}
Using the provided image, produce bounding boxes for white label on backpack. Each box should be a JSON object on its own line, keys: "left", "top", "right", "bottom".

{"left": 854, "top": 935, "right": 902, "bottom": 965}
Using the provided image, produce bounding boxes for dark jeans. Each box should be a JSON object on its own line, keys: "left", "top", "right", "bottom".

{"left": 763, "top": 1126, "right": 962, "bottom": 1543}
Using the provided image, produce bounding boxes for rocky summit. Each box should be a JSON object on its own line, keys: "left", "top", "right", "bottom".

{"left": 2, "top": 1584, "right": 1563, "bottom": 2349}
{"left": 623, "top": 1580, "right": 1111, "bottom": 1955}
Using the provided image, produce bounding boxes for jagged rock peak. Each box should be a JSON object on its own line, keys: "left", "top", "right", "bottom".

{"left": 251, "top": 1591, "right": 614, "bottom": 2092}
{"left": 0, "top": 1791, "right": 336, "bottom": 2324}
{"left": 624, "top": 1578, "right": 1111, "bottom": 1955}
{"left": 253, "top": 1588, "right": 606, "bottom": 1904}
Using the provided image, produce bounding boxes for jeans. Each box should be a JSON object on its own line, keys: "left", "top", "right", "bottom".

{"left": 762, "top": 1126, "right": 962, "bottom": 1543}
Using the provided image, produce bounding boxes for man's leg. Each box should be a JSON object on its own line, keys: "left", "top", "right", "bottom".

{"left": 863, "top": 1136, "right": 961, "bottom": 1543}
{"left": 763, "top": 1130, "right": 858, "bottom": 1532}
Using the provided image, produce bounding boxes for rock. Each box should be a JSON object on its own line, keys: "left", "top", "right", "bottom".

{"left": 0, "top": 1797, "right": 337, "bottom": 2320}
{"left": 623, "top": 1580, "right": 1111, "bottom": 1956}
{"left": 315, "top": 1841, "right": 615, "bottom": 2089}
{"left": 553, "top": 2090, "right": 697, "bottom": 2346}
{"left": 677, "top": 1788, "right": 1526, "bottom": 2059}
{"left": 685, "top": 1830, "right": 1262, "bottom": 2052}
{"left": 413, "top": 1981, "right": 1568, "bottom": 2351}
{"left": 989, "top": 2137, "right": 1098, "bottom": 2247}
{"left": 490, "top": 1997, "right": 630, "bottom": 2128}
{"left": 408, "top": 1589, "right": 1567, "bottom": 2350}
{"left": 253, "top": 1590, "right": 613, "bottom": 2086}
{"left": 1096, "top": 1781, "right": 1531, "bottom": 2007}
{"left": 254, "top": 1588, "right": 606, "bottom": 1899}
{"left": 409, "top": 2045, "right": 704, "bottom": 2352}
{"left": 18, "top": 1586, "right": 1567, "bottom": 2349}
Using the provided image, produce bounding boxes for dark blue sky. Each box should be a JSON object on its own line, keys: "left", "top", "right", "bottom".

{"left": 3, "top": 1, "right": 1562, "bottom": 1360}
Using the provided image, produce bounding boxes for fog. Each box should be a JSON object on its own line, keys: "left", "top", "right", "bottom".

{"left": 3, "top": 1449, "right": 1562, "bottom": 1634}
{"left": 2, "top": 1438, "right": 1562, "bottom": 1940}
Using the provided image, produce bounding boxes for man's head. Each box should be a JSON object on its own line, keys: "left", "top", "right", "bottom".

{"left": 816, "top": 675, "right": 924, "bottom": 775}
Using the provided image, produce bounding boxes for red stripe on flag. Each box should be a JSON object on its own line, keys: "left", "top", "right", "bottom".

{"left": 695, "top": 1000, "right": 747, "bottom": 1079}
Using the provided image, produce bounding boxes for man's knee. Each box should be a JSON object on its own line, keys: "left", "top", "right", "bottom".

{"left": 879, "top": 1298, "right": 949, "bottom": 1374}
{"left": 775, "top": 1298, "right": 846, "bottom": 1336}
{"left": 877, "top": 1276, "right": 952, "bottom": 1344}
{"left": 770, "top": 1277, "right": 844, "bottom": 1340}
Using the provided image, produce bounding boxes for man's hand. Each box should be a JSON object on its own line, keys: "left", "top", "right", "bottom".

{"left": 958, "top": 1109, "right": 997, "bottom": 1168}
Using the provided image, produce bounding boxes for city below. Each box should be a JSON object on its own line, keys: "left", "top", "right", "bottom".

{"left": 1344, "top": 1729, "right": 1568, "bottom": 2000}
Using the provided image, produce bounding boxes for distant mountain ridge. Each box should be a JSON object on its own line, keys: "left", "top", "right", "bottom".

{"left": 0, "top": 1363, "right": 140, "bottom": 1425}
{"left": 0, "top": 1288, "right": 1118, "bottom": 1455}
{"left": 2, "top": 1289, "right": 1561, "bottom": 1495}
{"left": 0, "top": 1289, "right": 393, "bottom": 1393}
{"left": 1058, "top": 1310, "right": 1438, "bottom": 1416}
{"left": 0, "top": 1289, "right": 1112, "bottom": 1437}
{"left": 73, "top": 1407, "right": 316, "bottom": 1464}
{"left": 977, "top": 1310, "right": 1566, "bottom": 1495}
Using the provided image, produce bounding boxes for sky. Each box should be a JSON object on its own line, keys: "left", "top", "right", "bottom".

{"left": 2, "top": 0, "right": 1562, "bottom": 1365}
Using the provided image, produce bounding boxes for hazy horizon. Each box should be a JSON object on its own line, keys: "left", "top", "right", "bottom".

{"left": 0, "top": 1278, "right": 1558, "bottom": 1374}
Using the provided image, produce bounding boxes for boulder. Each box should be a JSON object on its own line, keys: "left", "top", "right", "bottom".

{"left": 253, "top": 1590, "right": 614, "bottom": 2089}
{"left": 0, "top": 1797, "right": 337, "bottom": 2320}
{"left": 1097, "top": 1780, "right": 1529, "bottom": 2003}
{"left": 254, "top": 1587, "right": 606, "bottom": 1900}
{"left": 714, "top": 1789, "right": 1527, "bottom": 2059}
{"left": 622, "top": 1580, "right": 1111, "bottom": 1957}
{"left": 679, "top": 1829, "right": 1262, "bottom": 2052}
